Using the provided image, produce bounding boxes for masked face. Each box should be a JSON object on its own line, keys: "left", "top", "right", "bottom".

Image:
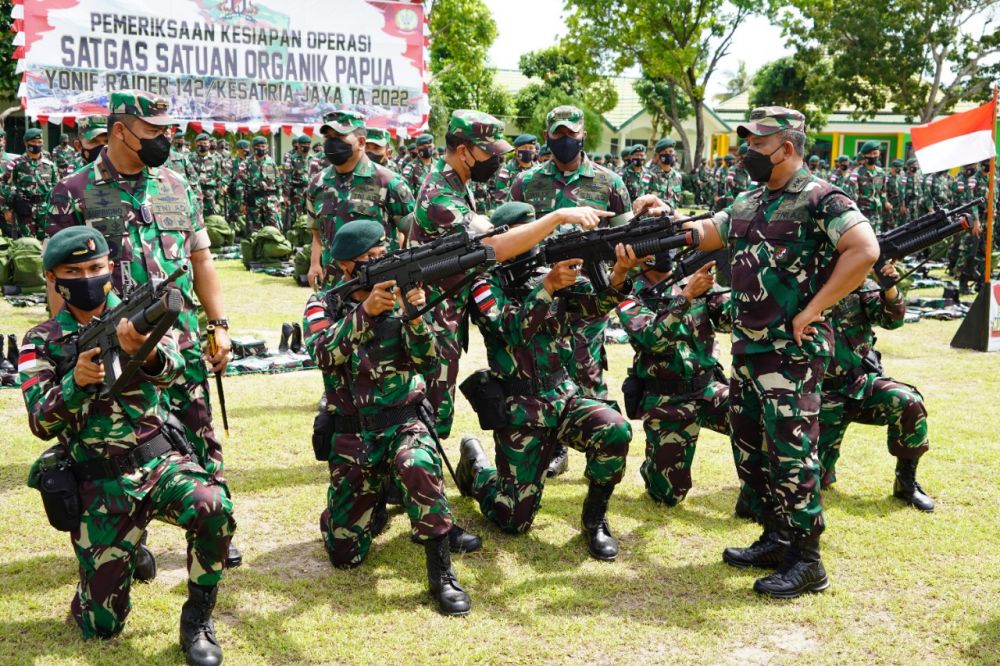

{"left": 659, "top": 152, "right": 676, "bottom": 166}
{"left": 464, "top": 146, "right": 501, "bottom": 182}
{"left": 80, "top": 145, "right": 101, "bottom": 164}
{"left": 517, "top": 149, "right": 536, "bottom": 164}
{"left": 197, "top": 143, "right": 210, "bottom": 153}
{"left": 26, "top": 142, "right": 43, "bottom": 155}
{"left": 366, "top": 150, "right": 386, "bottom": 165}
{"left": 324, "top": 136, "right": 355, "bottom": 166}
{"left": 742, "top": 142, "right": 787, "bottom": 183}
{"left": 121, "top": 123, "right": 171, "bottom": 168}
{"left": 254, "top": 146, "right": 267, "bottom": 157}
{"left": 55, "top": 272, "right": 112, "bottom": 311}
{"left": 865, "top": 155, "right": 878, "bottom": 166}
{"left": 418, "top": 146, "right": 434, "bottom": 159}
{"left": 547, "top": 134, "right": 584, "bottom": 164}
{"left": 630, "top": 156, "right": 644, "bottom": 167}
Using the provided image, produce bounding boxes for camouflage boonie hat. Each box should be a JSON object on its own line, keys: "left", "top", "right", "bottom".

{"left": 109, "top": 90, "right": 173, "bottom": 126}
{"left": 736, "top": 106, "right": 805, "bottom": 138}
{"left": 365, "top": 127, "right": 391, "bottom": 147}
{"left": 448, "top": 110, "right": 512, "bottom": 156}
{"left": 78, "top": 116, "right": 108, "bottom": 141}
{"left": 321, "top": 110, "right": 365, "bottom": 135}
{"left": 546, "top": 105, "right": 585, "bottom": 134}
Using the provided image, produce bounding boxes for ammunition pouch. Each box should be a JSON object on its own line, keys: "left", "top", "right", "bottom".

{"left": 312, "top": 411, "right": 362, "bottom": 460}
{"left": 459, "top": 369, "right": 510, "bottom": 430}
{"left": 37, "top": 447, "right": 81, "bottom": 532}
{"left": 621, "top": 375, "right": 645, "bottom": 420}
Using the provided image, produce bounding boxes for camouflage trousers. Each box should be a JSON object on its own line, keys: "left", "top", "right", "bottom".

{"left": 567, "top": 312, "right": 609, "bottom": 400}
{"left": 71, "top": 452, "right": 235, "bottom": 639}
{"left": 729, "top": 352, "right": 826, "bottom": 537}
{"left": 201, "top": 187, "right": 223, "bottom": 218}
{"left": 286, "top": 192, "right": 307, "bottom": 231}
{"left": 818, "top": 377, "right": 929, "bottom": 479}
{"left": 246, "top": 195, "right": 282, "bottom": 234}
{"left": 862, "top": 208, "right": 884, "bottom": 234}
{"left": 639, "top": 382, "right": 730, "bottom": 506}
{"left": 424, "top": 297, "right": 467, "bottom": 439}
{"left": 13, "top": 210, "right": 40, "bottom": 239}
{"left": 471, "top": 394, "right": 631, "bottom": 534}
{"left": 957, "top": 232, "right": 985, "bottom": 281}
{"left": 320, "top": 421, "right": 452, "bottom": 567}
{"left": 165, "top": 354, "right": 224, "bottom": 479}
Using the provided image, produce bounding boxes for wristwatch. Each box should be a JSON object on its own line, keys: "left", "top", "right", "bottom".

{"left": 208, "top": 318, "right": 230, "bottom": 330}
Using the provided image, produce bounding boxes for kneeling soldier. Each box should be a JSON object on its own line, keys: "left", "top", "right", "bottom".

{"left": 617, "top": 257, "right": 732, "bottom": 506}
{"left": 20, "top": 227, "right": 234, "bottom": 665}
{"left": 306, "top": 219, "right": 474, "bottom": 616}
{"left": 456, "top": 202, "right": 634, "bottom": 561}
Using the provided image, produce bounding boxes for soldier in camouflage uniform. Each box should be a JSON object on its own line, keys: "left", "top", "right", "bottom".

{"left": 642, "top": 138, "right": 684, "bottom": 208}
{"left": 953, "top": 164, "right": 985, "bottom": 293}
{"left": 73, "top": 116, "right": 108, "bottom": 168}
{"left": 732, "top": 143, "right": 752, "bottom": 195}
{"left": 307, "top": 140, "right": 326, "bottom": 179}
{"left": 52, "top": 133, "right": 83, "bottom": 177}
{"left": 401, "top": 133, "right": 436, "bottom": 195}
{"left": 165, "top": 127, "right": 202, "bottom": 199}
{"left": 21, "top": 227, "right": 234, "bottom": 665}
{"left": 899, "top": 158, "right": 923, "bottom": 223}
{"left": 364, "top": 127, "right": 393, "bottom": 168}
{"left": 617, "top": 259, "right": 733, "bottom": 506}
{"left": 227, "top": 139, "right": 250, "bottom": 227}
{"left": 305, "top": 110, "right": 414, "bottom": 290}
{"left": 692, "top": 158, "right": 711, "bottom": 207}
{"left": 409, "top": 109, "right": 607, "bottom": 442}
{"left": 817, "top": 262, "right": 934, "bottom": 512}
{"left": 806, "top": 154, "right": 821, "bottom": 177}
{"left": 283, "top": 134, "right": 313, "bottom": 230}
{"left": 0, "top": 128, "right": 19, "bottom": 235}
{"left": 922, "top": 168, "right": 952, "bottom": 219}
{"left": 456, "top": 202, "right": 634, "bottom": 560}
{"left": 6, "top": 128, "right": 58, "bottom": 238}
{"left": 190, "top": 133, "right": 226, "bottom": 218}
{"left": 621, "top": 145, "right": 647, "bottom": 200}
{"left": 640, "top": 106, "right": 879, "bottom": 599}
{"left": 828, "top": 155, "right": 851, "bottom": 190}
{"left": 885, "top": 158, "right": 904, "bottom": 229}
{"left": 240, "top": 135, "right": 283, "bottom": 233}
{"left": 490, "top": 133, "right": 537, "bottom": 206}
{"left": 44, "top": 90, "right": 239, "bottom": 577}
{"left": 714, "top": 154, "right": 737, "bottom": 212}
{"left": 849, "top": 141, "right": 889, "bottom": 232}
{"left": 306, "top": 219, "right": 474, "bottom": 616}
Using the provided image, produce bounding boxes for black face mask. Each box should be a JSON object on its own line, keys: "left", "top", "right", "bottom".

{"left": 172, "top": 141, "right": 185, "bottom": 150}
{"left": 742, "top": 144, "right": 785, "bottom": 183}
{"left": 865, "top": 156, "right": 877, "bottom": 166}
{"left": 547, "top": 135, "right": 583, "bottom": 164}
{"left": 26, "top": 144, "right": 42, "bottom": 155}
{"left": 630, "top": 157, "right": 644, "bottom": 167}
{"left": 908, "top": 166, "right": 917, "bottom": 173}
{"left": 980, "top": 161, "right": 990, "bottom": 172}
{"left": 300, "top": 146, "right": 310, "bottom": 154}
{"left": 659, "top": 153, "right": 676, "bottom": 166}
{"left": 517, "top": 149, "right": 535, "bottom": 163}
{"left": 122, "top": 124, "right": 171, "bottom": 168}
{"left": 55, "top": 273, "right": 111, "bottom": 311}
{"left": 324, "top": 137, "right": 354, "bottom": 166}
{"left": 468, "top": 152, "right": 501, "bottom": 182}
{"left": 254, "top": 147, "right": 267, "bottom": 157}
{"left": 648, "top": 251, "right": 674, "bottom": 274}
{"left": 80, "top": 146, "right": 100, "bottom": 164}
{"left": 418, "top": 146, "right": 434, "bottom": 159}
{"left": 366, "top": 151, "right": 386, "bottom": 165}
{"left": 198, "top": 144, "right": 210, "bottom": 153}
{"left": 965, "top": 168, "right": 977, "bottom": 177}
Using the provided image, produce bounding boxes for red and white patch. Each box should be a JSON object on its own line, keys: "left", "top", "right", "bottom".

{"left": 20, "top": 375, "right": 40, "bottom": 392}
{"left": 618, "top": 299, "right": 639, "bottom": 313}
{"left": 305, "top": 305, "right": 325, "bottom": 322}
{"left": 17, "top": 346, "right": 37, "bottom": 373}
{"left": 472, "top": 284, "right": 496, "bottom": 313}
{"left": 308, "top": 318, "right": 329, "bottom": 333}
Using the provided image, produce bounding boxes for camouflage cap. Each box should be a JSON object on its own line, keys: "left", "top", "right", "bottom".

{"left": 513, "top": 134, "right": 537, "bottom": 148}
{"left": 859, "top": 140, "right": 881, "bottom": 154}
{"left": 23, "top": 128, "right": 42, "bottom": 141}
{"left": 44, "top": 226, "right": 110, "bottom": 271}
{"left": 331, "top": 219, "right": 386, "bottom": 261}
{"left": 252, "top": 136, "right": 267, "bottom": 146}
{"left": 415, "top": 133, "right": 434, "bottom": 146}
{"left": 546, "top": 105, "right": 585, "bottom": 134}
{"left": 448, "top": 110, "right": 512, "bottom": 156}
{"left": 365, "top": 127, "right": 391, "bottom": 147}
{"left": 654, "top": 138, "right": 676, "bottom": 152}
{"left": 321, "top": 110, "right": 365, "bottom": 135}
{"left": 736, "top": 106, "right": 805, "bottom": 138}
{"left": 490, "top": 201, "right": 535, "bottom": 228}
{"left": 236, "top": 139, "right": 251, "bottom": 149}
{"left": 79, "top": 115, "right": 108, "bottom": 141}
{"left": 109, "top": 90, "right": 173, "bottom": 126}
{"left": 295, "top": 134, "right": 311, "bottom": 145}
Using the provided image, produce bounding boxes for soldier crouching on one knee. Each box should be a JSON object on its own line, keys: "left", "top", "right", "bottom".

{"left": 20, "top": 226, "right": 234, "bottom": 665}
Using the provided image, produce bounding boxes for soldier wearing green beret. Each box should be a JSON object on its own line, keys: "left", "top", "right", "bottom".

{"left": 714, "top": 153, "right": 739, "bottom": 211}
{"left": 238, "top": 135, "right": 283, "bottom": 233}
{"left": 21, "top": 226, "right": 235, "bottom": 664}
{"left": 163, "top": 126, "right": 203, "bottom": 207}
{"left": 622, "top": 145, "right": 647, "bottom": 200}
{"left": 281, "top": 134, "right": 313, "bottom": 231}
{"left": 637, "top": 105, "right": 880, "bottom": 599}
{"left": 885, "top": 158, "right": 905, "bottom": 229}
{"left": 691, "top": 157, "right": 711, "bottom": 207}
{"left": 401, "top": 133, "right": 436, "bottom": 194}
{"left": 848, "top": 141, "right": 889, "bottom": 232}
{"left": 190, "top": 133, "right": 225, "bottom": 220}
{"left": 828, "top": 155, "right": 850, "bottom": 189}
{"left": 641, "top": 138, "right": 683, "bottom": 207}
{"left": 44, "top": 90, "right": 240, "bottom": 583}
{"left": 952, "top": 164, "right": 985, "bottom": 293}
{"left": 898, "top": 158, "right": 923, "bottom": 223}
{"left": 490, "top": 133, "right": 537, "bottom": 207}
{"left": 225, "top": 139, "right": 251, "bottom": 227}
{"left": 807, "top": 154, "right": 821, "bottom": 176}
{"left": 4, "top": 127, "right": 57, "bottom": 238}
{"left": 52, "top": 130, "right": 83, "bottom": 178}
{"left": 732, "top": 142, "right": 752, "bottom": 195}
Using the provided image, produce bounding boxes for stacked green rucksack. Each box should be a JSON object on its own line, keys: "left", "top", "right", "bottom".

{"left": 293, "top": 245, "right": 311, "bottom": 286}
{"left": 286, "top": 214, "right": 312, "bottom": 248}
{"left": 1, "top": 237, "right": 46, "bottom": 295}
{"left": 205, "top": 214, "right": 235, "bottom": 249}
{"left": 241, "top": 225, "right": 293, "bottom": 269}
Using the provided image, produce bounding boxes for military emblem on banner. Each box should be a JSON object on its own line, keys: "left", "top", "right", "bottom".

{"left": 219, "top": 0, "right": 259, "bottom": 20}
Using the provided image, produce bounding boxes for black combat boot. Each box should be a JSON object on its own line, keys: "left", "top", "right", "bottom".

{"left": 371, "top": 496, "right": 390, "bottom": 538}
{"left": 384, "top": 478, "right": 404, "bottom": 506}
{"left": 753, "top": 535, "right": 829, "bottom": 599}
{"left": 546, "top": 444, "right": 569, "bottom": 477}
{"left": 6, "top": 333, "right": 17, "bottom": 367}
{"left": 455, "top": 436, "right": 489, "bottom": 497}
{"left": 581, "top": 482, "right": 619, "bottom": 561}
{"left": 424, "top": 536, "right": 471, "bottom": 616}
{"left": 290, "top": 323, "right": 303, "bottom": 353}
{"left": 820, "top": 467, "right": 837, "bottom": 489}
{"left": 179, "top": 582, "right": 223, "bottom": 666}
{"left": 722, "top": 516, "right": 790, "bottom": 569}
{"left": 893, "top": 458, "right": 935, "bottom": 512}
{"left": 0, "top": 335, "right": 13, "bottom": 372}
{"left": 133, "top": 533, "right": 157, "bottom": 583}
{"left": 733, "top": 488, "right": 762, "bottom": 523}
{"left": 225, "top": 543, "right": 243, "bottom": 568}
{"left": 448, "top": 525, "right": 482, "bottom": 554}
{"left": 278, "top": 323, "right": 292, "bottom": 353}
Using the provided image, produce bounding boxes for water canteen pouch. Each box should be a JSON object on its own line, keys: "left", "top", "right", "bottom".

{"left": 459, "top": 369, "right": 510, "bottom": 430}
{"left": 312, "top": 411, "right": 334, "bottom": 461}
{"left": 32, "top": 446, "right": 81, "bottom": 532}
{"left": 622, "top": 375, "right": 645, "bottom": 420}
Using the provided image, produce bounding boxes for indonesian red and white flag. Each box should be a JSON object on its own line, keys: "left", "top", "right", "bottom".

{"left": 911, "top": 100, "right": 997, "bottom": 174}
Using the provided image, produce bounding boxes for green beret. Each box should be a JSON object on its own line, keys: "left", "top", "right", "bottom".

{"left": 890, "top": 158, "right": 904, "bottom": 167}
{"left": 44, "top": 226, "right": 110, "bottom": 271}
{"left": 252, "top": 136, "right": 267, "bottom": 146}
{"left": 737, "top": 142, "right": 748, "bottom": 155}
{"left": 808, "top": 154, "right": 820, "bottom": 163}
{"left": 837, "top": 154, "right": 849, "bottom": 162}
{"left": 24, "top": 128, "right": 42, "bottom": 141}
{"left": 654, "top": 138, "right": 676, "bottom": 152}
{"left": 295, "top": 134, "right": 311, "bottom": 145}
{"left": 513, "top": 134, "right": 537, "bottom": 148}
{"left": 236, "top": 139, "right": 251, "bottom": 149}
{"left": 723, "top": 154, "right": 735, "bottom": 162}
{"left": 59, "top": 133, "right": 69, "bottom": 142}
{"left": 859, "top": 140, "right": 880, "bottom": 154}
{"left": 906, "top": 157, "right": 918, "bottom": 166}
{"left": 415, "top": 133, "right": 434, "bottom": 146}
{"left": 331, "top": 219, "right": 386, "bottom": 261}
{"left": 620, "top": 146, "right": 632, "bottom": 158}
{"left": 490, "top": 201, "right": 535, "bottom": 228}
{"left": 603, "top": 153, "right": 612, "bottom": 160}
{"left": 196, "top": 133, "right": 211, "bottom": 142}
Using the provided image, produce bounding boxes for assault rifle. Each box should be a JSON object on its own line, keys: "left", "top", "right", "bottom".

{"left": 874, "top": 198, "right": 982, "bottom": 288}
{"left": 63, "top": 264, "right": 188, "bottom": 395}
{"left": 645, "top": 248, "right": 732, "bottom": 295}
{"left": 332, "top": 226, "right": 508, "bottom": 318}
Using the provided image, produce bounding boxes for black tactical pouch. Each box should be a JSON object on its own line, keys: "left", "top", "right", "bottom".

{"left": 163, "top": 413, "right": 196, "bottom": 461}
{"left": 312, "top": 411, "right": 334, "bottom": 461}
{"left": 37, "top": 448, "right": 80, "bottom": 532}
{"left": 459, "top": 369, "right": 510, "bottom": 430}
{"left": 622, "top": 375, "right": 646, "bottom": 420}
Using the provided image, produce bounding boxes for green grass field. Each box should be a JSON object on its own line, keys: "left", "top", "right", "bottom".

{"left": 1, "top": 259, "right": 998, "bottom": 665}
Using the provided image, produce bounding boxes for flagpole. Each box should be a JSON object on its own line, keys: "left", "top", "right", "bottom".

{"left": 985, "top": 85, "right": 997, "bottom": 286}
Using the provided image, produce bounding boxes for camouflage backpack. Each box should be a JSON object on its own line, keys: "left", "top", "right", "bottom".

{"left": 287, "top": 214, "right": 312, "bottom": 248}
{"left": 250, "top": 225, "right": 293, "bottom": 266}
{"left": 293, "top": 245, "right": 311, "bottom": 286}
{"left": 4, "top": 237, "right": 46, "bottom": 294}
{"left": 205, "top": 214, "right": 235, "bottom": 248}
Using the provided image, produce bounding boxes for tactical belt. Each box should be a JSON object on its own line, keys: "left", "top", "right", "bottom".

{"left": 333, "top": 414, "right": 362, "bottom": 434}
{"left": 644, "top": 370, "right": 713, "bottom": 396}
{"left": 360, "top": 404, "right": 420, "bottom": 432}
{"left": 71, "top": 433, "right": 173, "bottom": 482}
{"left": 500, "top": 368, "right": 569, "bottom": 397}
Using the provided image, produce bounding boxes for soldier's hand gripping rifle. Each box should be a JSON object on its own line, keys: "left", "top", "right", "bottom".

{"left": 63, "top": 264, "right": 188, "bottom": 395}
{"left": 873, "top": 197, "right": 983, "bottom": 289}
{"left": 645, "top": 248, "right": 732, "bottom": 296}
{"left": 331, "top": 225, "right": 509, "bottom": 319}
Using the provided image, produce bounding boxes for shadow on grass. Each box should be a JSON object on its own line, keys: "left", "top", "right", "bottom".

{"left": 0, "top": 618, "right": 181, "bottom": 666}
{"left": 0, "top": 462, "right": 31, "bottom": 493}
{"left": 964, "top": 617, "right": 1000, "bottom": 666}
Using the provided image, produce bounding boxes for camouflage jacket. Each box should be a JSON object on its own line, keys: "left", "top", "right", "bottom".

{"left": 7, "top": 154, "right": 58, "bottom": 210}
{"left": 44, "top": 148, "right": 209, "bottom": 374}
{"left": 641, "top": 166, "right": 683, "bottom": 207}
{"left": 849, "top": 165, "right": 886, "bottom": 212}
{"left": 732, "top": 167, "right": 752, "bottom": 197}
{"left": 308, "top": 152, "right": 327, "bottom": 179}
{"left": 900, "top": 170, "right": 923, "bottom": 212}
{"left": 923, "top": 172, "right": 952, "bottom": 210}
{"left": 51, "top": 145, "right": 83, "bottom": 178}
{"left": 283, "top": 149, "right": 312, "bottom": 195}
{"left": 191, "top": 151, "right": 224, "bottom": 192}
{"left": 164, "top": 148, "right": 203, "bottom": 199}
{"left": 491, "top": 159, "right": 532, "bottom": 206}
{"left": 617, "top": 277, "right": 731, "bottom": 383}
{"left": 318, "top": 280, "right": 438, "bottom": 418}
{"left": 885, "top": 170, "right": 902, "bottom": 206}
{"left": 826, "top": 279, "right": 904, "bottom": 399}
{"left": 303, "top": 287, "right": 358, "bottom": 417}
{"left": 621, "top": 166, "right": 646, "bottom": 200}
{"left": 951, "top": 172, "right": 981, "bottom": 222}
{"left": 715, "top": 166, "right": 735, "bottom": 200}
{"left": 240, "top": 156, "right": 283, "bottom": 198}
{"left": 715, "top": 167, "right": 868, "bottom": 357}
{"left": 228, "top": 157, "right": 247, "bottom": 197}
{"left": 401, "top": 158, "right": 433, "bottom": 195}
{"left": 20, "top": 293, "right": 184, "bottom": 463}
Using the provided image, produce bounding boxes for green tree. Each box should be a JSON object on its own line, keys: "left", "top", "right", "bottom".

{"left": 0, "top": 0, "right": 21, "bottom": 118}
{"left": 774, "top": 0, "right": 1000, "bottom": 122}
{"left": 634, "top": 72, "right": 693, "bottom": 144}
{"left": 714, "top": 60, "right": 750, "bottom": 103}
{"left": 565, "top": 0, "right": 755, "bottom": 169}
{"left": 748, "top": 56, "right": 832, "bottom": 131}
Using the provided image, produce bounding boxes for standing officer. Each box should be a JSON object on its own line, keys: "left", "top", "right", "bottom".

{"left": 21, "top": 226, "right": 235, "bottom": 664}
{"left": 490, "top": 133, "right": 537, "bottom": 206}
{"left": 621, "top": 145, "right": 647, "bottom": 200}
{"left": 7, "top": 128, "right": 58, "bottom": 238}
{"left": 641, "top": 138, "right": 683, "bottom": 208}
{"left": 402, "top": 133, "right": 436, "bottom": 193}
{"left": 899, "top": 158, "right": 923, "bottom": 223}
{"left": 638, "top": 107, "right": 879, "bottom": 599}
{"left": 851, "top": 141, "right": 889, "bottom": 232}
{"left": 165, "top": 126, "right": 202, "bottom": 202}
{"left": 885, "top": 159, "right": 904, "bottom": 229}
{"left": 52, "top": 132, "right": 82, "bottom": 177}
{"left": 227, "top": 139, "right": 251, "bottom": 229}
{"left": 240, "top": 136, "right": 283, "bottom": 233}
{"left": 191, "top": 133, "right": 225, "bottom": 218}
{"left": 283, "top": 135, "right": 313, "bottom": 230}
{"left": 828, "top": 155, "right": 851, "bottom": 189}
